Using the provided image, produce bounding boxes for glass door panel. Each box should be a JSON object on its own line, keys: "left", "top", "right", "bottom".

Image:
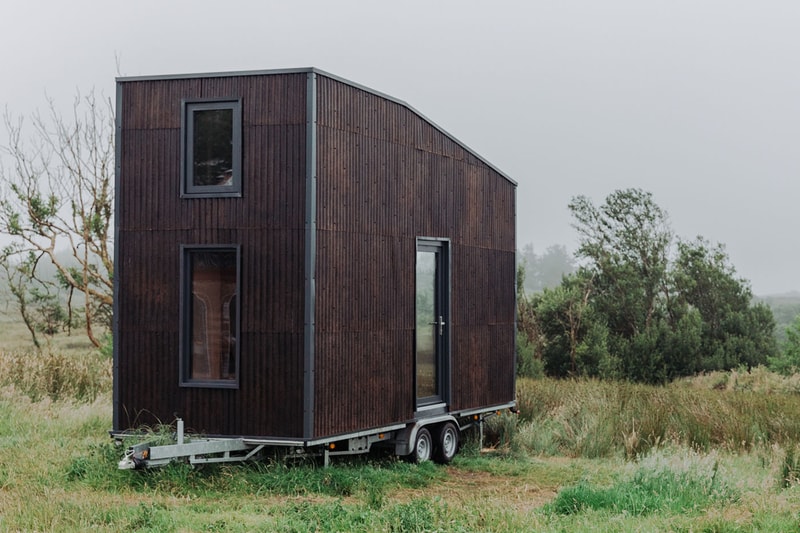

{"left": 415, "top": 239, "right": 449, "bottom": 407}
{"left": 416, "top": 250, "right": 438, "bottom": 400}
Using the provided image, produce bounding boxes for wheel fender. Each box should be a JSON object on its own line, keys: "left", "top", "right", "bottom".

{"left": 394, "top": 424, "right": 417, "bottom": 456}
{"left": 394, "top": 416, "right": 459, "bottom": 457}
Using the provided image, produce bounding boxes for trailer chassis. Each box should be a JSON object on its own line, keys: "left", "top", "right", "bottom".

{"left": 114, "top": 403, "right": 515, "bottom": 469}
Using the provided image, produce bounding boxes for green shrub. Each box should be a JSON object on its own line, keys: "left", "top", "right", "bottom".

{"left": 516, "top": 331, "right": 544, "bottom": 378}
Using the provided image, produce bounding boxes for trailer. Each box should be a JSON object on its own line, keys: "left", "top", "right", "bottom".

{"left": 116, "top": 404, "right": 513, "bottom": 469}
{"left": 113, "top": 68, "right": 517, "bottom": 467}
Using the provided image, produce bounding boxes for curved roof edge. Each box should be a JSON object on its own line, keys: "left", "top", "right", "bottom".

{"left": 117, "top": 67, "right": 517, "bottom": 187}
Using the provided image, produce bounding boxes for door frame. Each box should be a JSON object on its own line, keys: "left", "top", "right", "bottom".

{"left": 414, "top": 237, "right": 451, "bottom": 410}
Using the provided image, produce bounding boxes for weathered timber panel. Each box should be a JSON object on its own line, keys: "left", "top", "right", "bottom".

{"left": 314, "top": 329, "right": 413, "bottom": 436}
{"left": 313, "top": 232, "right": 414, "bottom": 436}
{"left": 312, "top": 76, "right": 515, "bottom": 437}
{"left": 116, "top": 73, "right": 307, "bottom": 437}
{"left": 450, "top": 248, "right": 517, "bottom": 410}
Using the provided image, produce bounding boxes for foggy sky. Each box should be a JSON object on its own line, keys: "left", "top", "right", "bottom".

{"left": 1, "top": 0, "right": 798, "bottom": 294}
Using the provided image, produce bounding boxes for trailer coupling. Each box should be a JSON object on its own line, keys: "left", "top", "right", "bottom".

{"left": 117, "top": 419, "right": 265, "bottom": 470}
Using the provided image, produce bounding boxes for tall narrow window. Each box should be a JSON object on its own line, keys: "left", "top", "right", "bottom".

{"left": 182, "top": 99, "right": 242, "bottom": 197}
{"left": 181, "top": 246, "right": 240, "bottom": 387}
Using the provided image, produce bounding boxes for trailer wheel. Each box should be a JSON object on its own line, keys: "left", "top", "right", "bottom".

{"left": 433, "top": 422, "right": 459, "bottom": 464}
{"left": 410, "top": 427, "right": 433, "bottom": 463}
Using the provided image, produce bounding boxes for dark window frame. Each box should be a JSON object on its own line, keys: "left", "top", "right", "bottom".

{"left": 179, "top": 244, "right": 241, "bottom": 389}
{"left": 181, "top": 98, "right": 243, "bottom": 198}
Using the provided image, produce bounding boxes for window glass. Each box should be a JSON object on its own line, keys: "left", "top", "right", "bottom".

{"left": 182, "top": 100, "right": 241, "bottom": 197}
{"left": 192, "top": 108, "right": 234, "bottom": 187}
{"left": 416, "top": 250, "right": 437, "bottom": 399}
{"left": 184, "top": 249, "right": 238, "bottom": 384}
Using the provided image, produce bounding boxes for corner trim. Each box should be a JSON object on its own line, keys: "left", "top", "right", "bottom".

{"left": 112, "top": 82, "right": 123, "bottom": 431}
{"left": 303, "top": 71, "right": 318, "bottom": 440}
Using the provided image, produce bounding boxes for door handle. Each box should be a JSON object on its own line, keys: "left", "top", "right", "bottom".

{"left": 429, "top": 316, "right": 445, "bottom": 336}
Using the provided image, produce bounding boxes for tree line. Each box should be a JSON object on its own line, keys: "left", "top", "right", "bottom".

{"left": 518, "top": 188, "right": 800, "bottom": 383}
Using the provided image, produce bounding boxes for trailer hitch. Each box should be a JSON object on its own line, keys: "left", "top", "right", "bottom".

{"left": 118, "top": 443, "right": 150, "bottom": 470}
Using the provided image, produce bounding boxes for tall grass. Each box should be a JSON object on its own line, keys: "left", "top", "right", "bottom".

{"left": 0, "top": 349, "right": 111, "bottom": 402}
{"left": 547, "top": 448, "right": 737, "bottom": 516}
{"left": 512, "top": 370, "right": 800, "bottom": 459}
{"left": 0, "top": 318, "right": 108, "bottom": 402}
{"left": 4, "top": 329, "right": 800, "bottom": 531}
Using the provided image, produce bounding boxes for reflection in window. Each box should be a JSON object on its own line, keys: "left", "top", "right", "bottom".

{"left": 416, "top": 250, "right": 437, "bottom": 399}
{"left": 192, "top": 108, "right": 233, "bottom": 186}
{"left": 182, "top": 100, "right": 241, "bottom": 197}
{"left": 185, "top": 249, "right": 238, "bottom": 383}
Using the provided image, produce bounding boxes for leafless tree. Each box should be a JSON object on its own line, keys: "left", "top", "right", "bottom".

{"left": 0, "top": 91, "right": 114, "bottom": 347}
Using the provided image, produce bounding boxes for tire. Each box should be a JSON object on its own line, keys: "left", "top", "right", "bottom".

{"left": 433, "top": 422, "right": 459, "bottom": 464}
{"left": 410, "top": 427, "right": 433, "bottom": 463}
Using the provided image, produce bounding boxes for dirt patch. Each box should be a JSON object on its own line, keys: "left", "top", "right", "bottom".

{"left": 392, "top": 466, "right": 558, "bottom": 514}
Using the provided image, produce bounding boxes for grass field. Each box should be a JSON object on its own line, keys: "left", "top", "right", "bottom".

{"left": 2, "top": 320, "right": 800, "bottom": 531}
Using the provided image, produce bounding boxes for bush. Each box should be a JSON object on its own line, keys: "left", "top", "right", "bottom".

{"left": 516, "top": 331, "right": 544, "bottom": 378}
{"left": 769, "top": 315, "right": 800, "bottom": 376}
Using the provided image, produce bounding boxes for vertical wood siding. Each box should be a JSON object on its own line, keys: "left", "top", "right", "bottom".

{"left": 313, "top": 76, "right": 516, "bottom": 437}
{"left": 116, "top": 74, "right": 308, "bottom": 437}
{"left": 117, "top": 70, "right": 515, "bottom": 441}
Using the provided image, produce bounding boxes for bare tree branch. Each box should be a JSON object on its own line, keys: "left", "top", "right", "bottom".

{"left": 0, "top": 90, "right": 114, "bottom": 347}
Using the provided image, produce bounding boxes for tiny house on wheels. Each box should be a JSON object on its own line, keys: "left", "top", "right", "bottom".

{"left": 113, "top": 68, "right": 517, "bottom": 467}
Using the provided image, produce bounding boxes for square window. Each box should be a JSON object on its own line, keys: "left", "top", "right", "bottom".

{"left": 182, "top": 99, "right": 242, "bottom": 197}
{"left": 180, "top": 246, "right": 240, "bottom": 388}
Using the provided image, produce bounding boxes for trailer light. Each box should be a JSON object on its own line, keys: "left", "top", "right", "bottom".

{"left": 473, "top": 415, "right": 479, "bottom": 421}
{"left": 142, "top": 450, "right": 149, "bottom": 459}
{"left": 378, "top": 433, "right": 384, "bottom": 439}
{"left": 329, "top": 443, "right": 336, "bottom": 450}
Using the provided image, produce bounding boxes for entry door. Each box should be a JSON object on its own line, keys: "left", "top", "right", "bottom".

{"left": 415, "top": 239, "right": 450, "bottom": 408}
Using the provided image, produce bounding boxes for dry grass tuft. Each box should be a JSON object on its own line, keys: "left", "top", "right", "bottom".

{"left": 516, "top": 372, "right": 800, "bottom": 458}
{"left": 0, "top": 349, "right": 111, "bottom": 402}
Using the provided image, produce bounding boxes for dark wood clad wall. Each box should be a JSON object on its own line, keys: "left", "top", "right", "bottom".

{"left": 116, "top": 74, "right": 308, "bottom": 437}
{"left": 117, "top": 70, "right": 515, "bottom": 441}
{"left": 313, "top": 76, "right": 516, "bottom": 437}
